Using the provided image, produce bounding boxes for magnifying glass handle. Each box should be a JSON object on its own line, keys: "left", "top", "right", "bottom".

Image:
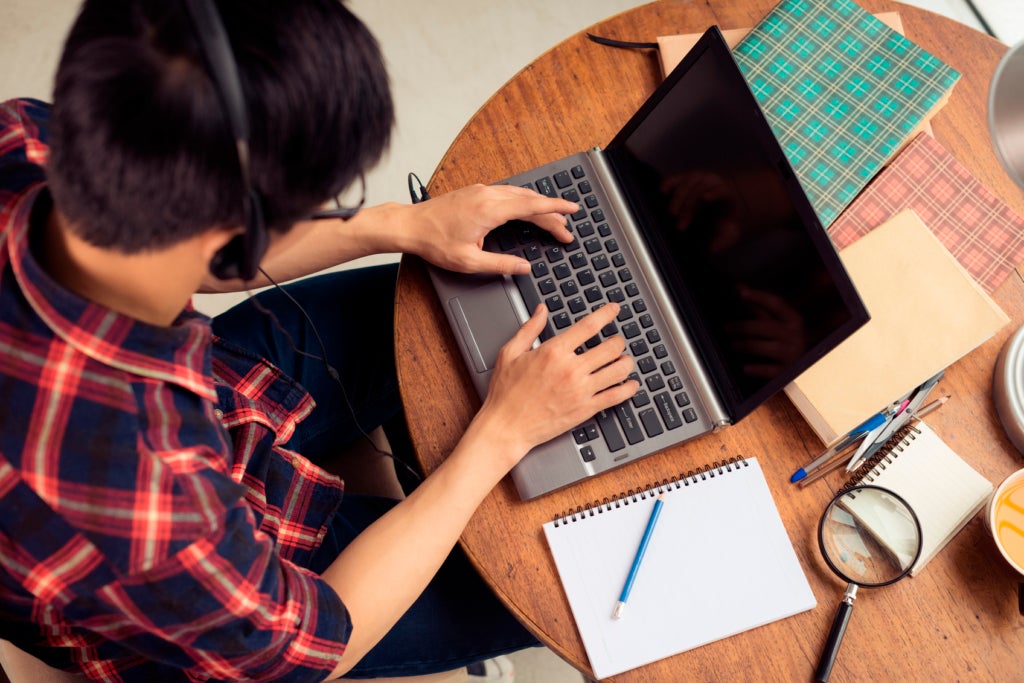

{"left": 815, "top": 585, "right": 858, "bottom": 682}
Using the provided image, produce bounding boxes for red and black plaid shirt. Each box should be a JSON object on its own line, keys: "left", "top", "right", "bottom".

{"left": 0, "top": 99, "right": 350, "bottom": 681}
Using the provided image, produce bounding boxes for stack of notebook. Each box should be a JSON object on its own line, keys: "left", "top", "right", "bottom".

{"left": 657, "top": 0, "right": 960, "bottom": 227}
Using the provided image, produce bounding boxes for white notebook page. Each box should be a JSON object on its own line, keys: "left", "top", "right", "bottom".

{"left": 848, "top": 421, "right": 992, "bottom": 575}
{"left": 542, "top": 458, "right": 815, "bottom": 679}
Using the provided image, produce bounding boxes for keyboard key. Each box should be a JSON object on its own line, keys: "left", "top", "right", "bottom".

{"left": 637, "top": 357, "right": 657, "bottom": 374}
{"left": 615, "top": 403, "right": 645, "bottom": 445}
{"left": 632, "top": 390, "right": 651, "bottom": 407}
{"left": 629, "top": 340, "right": 649, "bottom": 356}
{"left": 531, "top": 261, "right": 548, "bottom": 278}
{"left": 592, "top": 209, "right": 606, "bottom": 223}
{"left": 580, "top": 445, "right": 596, "bottom": 462}
{"left": 578, "top": 269, "right": 595, "bottom": 285}
{"left": 570, "top": 206, "right": 587, "bottom": 221}
{"left": 633, "top": 298, "right": 648, "bottom": 313}
{"left": 599, "top": 271, "right": 617, "bottom": 288}
{"left": 646, "top": 375, "right": 665, "bottom": 392}
{"left": 545, "top": 247, "right": 564, "bottom": 263}
{"left": 569, "top": 252, "right": 587, "bottom": 268}
{"left": 607, "top": 287, "right": 625, "bottom": 303}
{"left": 616, "top": 304, "right": 633, "bottom": 322}
{"left": 572, "top": 427, "right": 589, "bottom": 444}
{"left": 618, "top": 267, "right": 633, "bottom": 281}
{"left": 584, "top": 286, "right": 602, "bottom": 302}
{"left": 577, "top": 221, "right": 595, "bottom": 237}
{"left": 552, "top": 312, "right": 571, "bottom": 329}
{"left": 644, "top": 323, "right": 658, "bottom": 336}
{"left": 545, "top": 294, "right": 564, "bottom": 311}
{"left": 598, "top": 223, "right": 612, "bottom": 237}
{"left": 567, "top": 296, "right": 586, "bottom": 313}
{"left": 538, "top": 278, "right": 556, "bottom": 294}
{"left": 595, "top": 409, "right": 626, "bottom": 452}
{"left": 639, "top": 407, "right": 665, "bottom": 438}
{"left": 654, "top": 392, "right": 683, "bottom": 430}
{"left": 585, "top": 334, "right": 601, "bottom": 349}
{"left": 625, "top": 283, "right": 640, "bottom": 297}
{"left": 553, "top": 170, "right": 572, "bottom": 189}
{"left": 578, "top": 179, "right": 592, "bottom": 194}
{"left": 622, "top": 322, "right": 641, "bottom": 339}
{"left": 497, "top": 230, "right": 517, "bottom": 252}
{"left": 560, "top": 280, "right": 579, "bottom": 297}
{"left": 675, "top": 391, "right": 691, "bottom": 407}
{"left": 605, "top": 238, "right": 619, "bottom": 253}
{"left": 661, "top": 361, "right": 676, "bottom": 376}
{"left": 586, "top": 424, "right": 599, "bottom": 440}
{"left": 584, "top": 194, "right": 599, "bottom": 208}
{"left": 669, "top": 377, "right": 684, "bottom": 392}
{"left": 682, "top": 407, "right": 699, "bottom": 423}
{"left": 565, "top": 238, "right": 581, "bottom": 252}
{"left": 653, "top": 344, "right": 668, "bottom": 359}
{"left": 612, "top": 253, "right": 626, "bottom": 268}
{"left": 592, "top": 254, "right": 610, "bottom": 271}
{"left": 584, "top": 238, "right": 602, "bottom": 254}
{"left": 561, "top": 188, "right": 580, "bottom": 203}
{"left": 524, "top": 245, "right": 542, "bottom": 261}
{"left": 535, "top": 177, "right": 556, "bottom": 197}
{"left": 601, "top": 321, "right": 618, "bottom": 337}
{"left": 571, "top": 164, "right": 585, "bottom": 179}
{"left": 553, "top": 263, "right": 571, "bottom": 280}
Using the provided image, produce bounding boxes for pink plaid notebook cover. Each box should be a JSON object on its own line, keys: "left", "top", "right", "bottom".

{"left": 828, "top": 132, "right": 1024, "bottom": 294}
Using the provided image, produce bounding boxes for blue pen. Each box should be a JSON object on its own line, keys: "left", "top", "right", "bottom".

{"left": 790, "top": 412, "right": 887, "bottom": 483}
{"left": 613, "top": 494, "right": 665, "bottom": 619}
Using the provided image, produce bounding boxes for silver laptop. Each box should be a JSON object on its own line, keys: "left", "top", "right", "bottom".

{"left": 428, "top": 27, "right": 869, "bottom": 500}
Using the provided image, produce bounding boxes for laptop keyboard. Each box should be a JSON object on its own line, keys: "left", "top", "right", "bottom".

{"left": 484, "top": 162, "right": 701, "bottom": 464}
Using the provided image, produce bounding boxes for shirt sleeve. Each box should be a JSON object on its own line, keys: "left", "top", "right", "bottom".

{"left": 63, "top": 498, "right": 350, "bottom": 682}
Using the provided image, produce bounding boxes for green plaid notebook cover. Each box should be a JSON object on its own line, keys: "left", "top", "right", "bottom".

{"left": 733, "top": 0, "right": 960, "bottom": 227}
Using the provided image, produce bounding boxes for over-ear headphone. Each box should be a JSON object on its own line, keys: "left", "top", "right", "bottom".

{"left": 182, "top": 0, "right": 268, "bottom": 281}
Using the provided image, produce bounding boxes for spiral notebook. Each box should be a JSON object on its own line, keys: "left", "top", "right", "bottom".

{"left": 841, "top": 421, "right": 993, "bottom": 576}
{"left": 542, "top": 458, "right": 815, "bottom": 679}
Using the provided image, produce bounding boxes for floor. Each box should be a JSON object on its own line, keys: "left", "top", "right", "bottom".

{"left": 0, "top": 1, "right": 1020, "bottom": 681}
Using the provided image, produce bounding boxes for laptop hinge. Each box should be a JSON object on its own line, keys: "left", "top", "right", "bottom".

{"left": 586, "top": 147, "right": 731, "bottom": 429}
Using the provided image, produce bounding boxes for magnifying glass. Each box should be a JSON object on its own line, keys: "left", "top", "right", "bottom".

{"left": 815, "top": 485, "right": 922, "bottom": 682}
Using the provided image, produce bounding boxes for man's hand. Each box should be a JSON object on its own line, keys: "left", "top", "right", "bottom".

{"left": 404, "top": 184, "right": 577, "bottom": 275}
{"left": 476, "top": 302, "right": 639, "bottom": 465}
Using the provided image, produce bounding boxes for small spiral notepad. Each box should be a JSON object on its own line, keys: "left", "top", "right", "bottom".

{"left": 841, "top": 421, "right": 993, "bottom": 576}
{"left": 542, "top": 457, "right": 815, "bottom": 679}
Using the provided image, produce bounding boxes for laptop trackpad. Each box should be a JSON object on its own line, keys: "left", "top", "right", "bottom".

{"left": 448, "top": 282, "right": 521, "bottom": 373}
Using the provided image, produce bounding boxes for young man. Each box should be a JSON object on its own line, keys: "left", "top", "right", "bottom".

{"left": 0, "top": 0, "right": 637, "bottom": 681}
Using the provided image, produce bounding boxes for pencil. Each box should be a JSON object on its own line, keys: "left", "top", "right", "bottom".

{"left": 613, "top": 494, "right": 665, "bottom": 619}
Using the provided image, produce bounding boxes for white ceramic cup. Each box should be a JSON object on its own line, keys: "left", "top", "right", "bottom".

{"left": 987, "top": 468, "right": 1024, "bottom": 614}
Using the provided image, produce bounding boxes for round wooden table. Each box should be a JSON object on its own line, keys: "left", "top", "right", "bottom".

{"left": 394, "top": 1, "right": 1024, "bottom": 680}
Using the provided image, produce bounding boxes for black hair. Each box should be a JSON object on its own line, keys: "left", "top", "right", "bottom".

{"left": 46, "top": 0, "right": 394, "bottom": 252}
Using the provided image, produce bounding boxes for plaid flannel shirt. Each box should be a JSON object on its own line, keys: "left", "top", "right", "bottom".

{"left": 0, "top": 99, "right": 350, "bottom": 682}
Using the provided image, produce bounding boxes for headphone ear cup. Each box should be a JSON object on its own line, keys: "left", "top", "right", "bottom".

{"left": 209, "top": 190, "right": 268, "bottom": 281}
{"left": 210, "top": 233, "right": 245, "bottom": 280}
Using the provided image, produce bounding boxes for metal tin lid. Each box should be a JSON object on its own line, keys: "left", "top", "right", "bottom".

{"left": 989, "top": 41, "right": 1024, "bottom": 189}
{"left": 994, "top": 324, "right": 1024, "bottom": 457}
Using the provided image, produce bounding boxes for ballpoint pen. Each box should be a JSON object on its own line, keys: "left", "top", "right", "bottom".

{"left": 613, "top": 494, "right": 664, "bottom": 619}
{"left": 845, "top": 372, "right": 945, "bottom": 473}
{"left": 790, "top": 412, "right": 887, "bottom": 483}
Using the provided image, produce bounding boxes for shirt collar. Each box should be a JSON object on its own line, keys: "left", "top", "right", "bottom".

{"left": 5, "top": 185, "right": 217, "bottom": 402}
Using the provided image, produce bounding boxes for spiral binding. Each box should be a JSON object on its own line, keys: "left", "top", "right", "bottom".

{"left": 550, "top": 456, "right": 748, "bottom": 527}
{"left": 838, "top": 423, "right": 921, "bottom": 494}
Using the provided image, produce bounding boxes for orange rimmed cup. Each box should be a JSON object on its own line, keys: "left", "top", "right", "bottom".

{"left": 988, "top": 468, "right": 1024, "bottom": 614}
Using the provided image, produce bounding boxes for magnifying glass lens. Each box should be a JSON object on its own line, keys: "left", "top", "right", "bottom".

{"left": 820, "top": 486, "right": 921, "bottom": 585}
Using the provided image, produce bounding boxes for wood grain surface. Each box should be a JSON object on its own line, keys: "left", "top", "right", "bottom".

{"left": 393, "top": 1, "right": 1024, "bottom": 680}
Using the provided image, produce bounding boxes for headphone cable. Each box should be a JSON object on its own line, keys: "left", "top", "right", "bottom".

{"left": 246, "top": 267, "right": 423, "bottom": 484}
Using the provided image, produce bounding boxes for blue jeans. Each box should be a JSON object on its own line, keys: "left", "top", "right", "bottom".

{"left": 211, "top": 266, "right": 539, "bottom": 678}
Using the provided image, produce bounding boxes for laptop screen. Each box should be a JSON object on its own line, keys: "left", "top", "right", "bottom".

{"left": 605, "top": 27, "right": 868, "bottom": 420}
